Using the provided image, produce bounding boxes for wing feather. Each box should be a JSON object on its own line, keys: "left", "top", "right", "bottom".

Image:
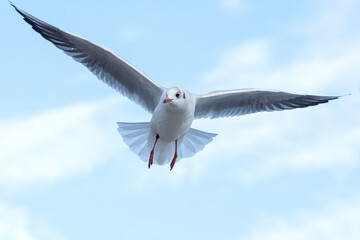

{"left": 194, "top": 89, "right": 339, "bottom": 119}
{"left": 12, "top": 4, "right": 164, "bottom": 113}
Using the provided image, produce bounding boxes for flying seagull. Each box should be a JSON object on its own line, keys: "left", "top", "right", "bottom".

{"left": 11, "top": 3, "right": 340, "bottom": 170}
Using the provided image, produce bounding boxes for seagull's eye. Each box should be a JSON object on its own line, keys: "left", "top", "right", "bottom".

{"left": 176, "top": 92, "right": 180, "bottom": 98}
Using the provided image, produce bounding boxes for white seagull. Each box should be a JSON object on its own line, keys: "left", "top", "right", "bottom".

{"left": 11, "top": 3, "right": 340, "bottom": 170}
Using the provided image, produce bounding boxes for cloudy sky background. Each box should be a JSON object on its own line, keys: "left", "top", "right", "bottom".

{"left": 1, "top": 0, "right": 360, "bottom": 239}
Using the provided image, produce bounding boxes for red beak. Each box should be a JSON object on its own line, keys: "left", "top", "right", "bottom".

{"left": 163, "top": 98, "right": 173, "bottom": 103}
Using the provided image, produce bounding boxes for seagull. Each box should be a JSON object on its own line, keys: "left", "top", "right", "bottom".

{"left": 11, "top": 3, "right": 340, "bottom": 170}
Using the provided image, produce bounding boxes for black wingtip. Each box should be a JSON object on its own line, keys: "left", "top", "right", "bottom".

{"left": 9, "top": 0, "right": 15, "bottom": 8}
{"left": 338, "top": 93, "right": 351, "bottom": 98}
{"left": 9, "top": 1, "right": 23, "bottom": 16}
{"left": 325, "top": 94, "right": 349, "bottom": 101}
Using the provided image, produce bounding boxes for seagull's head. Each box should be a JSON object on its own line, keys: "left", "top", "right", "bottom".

{"left": 163, "top": 87, "right": 187, "bottom": 107}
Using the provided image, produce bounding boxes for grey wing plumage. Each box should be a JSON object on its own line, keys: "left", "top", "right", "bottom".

{"left": 11, "top": 4, "right": 164, "bottom": 113}
{"left": 194, "top": 88, "right": 339, "bottom": 119}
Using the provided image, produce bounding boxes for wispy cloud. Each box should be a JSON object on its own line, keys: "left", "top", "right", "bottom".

{"left": 220, "top": 0, "right": 246, "bottom": 15}
{"left": 206, "top": 0, "right": 360, "bottom": 94}
{"left": 238, "top": 196, "right": 360, "bottom": 240}
{"left": 299, "top": 0, "right": 360, "bottom": 42}
{"left": 201, "top": 38, "right": 360, "bottom": 93}
{"left": 0, "top": 97, "right": 124, "bottom": 191}
{"left": 229, "top": 116, "right": 360, "bottom": 185}
{"left": 202, "top": 39, "right": 270, "bottom": 88}
{"left": 195, "top": 0, "right": 360, "bottom": 185}
{"left": 0, "top": 201, "right": 64, "bottom": 240}
{"left": 118, "top": 28, "right": 144, "bottom": 41}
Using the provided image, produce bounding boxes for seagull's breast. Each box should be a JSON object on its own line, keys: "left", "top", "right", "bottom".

{"left": 150, "top": 102, "right": 194, "bottom": 142}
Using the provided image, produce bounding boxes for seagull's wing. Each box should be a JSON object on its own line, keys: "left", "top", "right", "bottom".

{"left": 194, "top": 88, "right": 339, "bottom": 119}
{"left": 12, "top": 4, "right": 164, "bottom": 113}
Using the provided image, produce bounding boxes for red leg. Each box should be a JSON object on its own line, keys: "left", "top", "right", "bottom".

{"left": 170, "top": 140, "right": 178, "bottom": 171}
{"left": 148, "top": 134, "right": 159, "bottom": 169}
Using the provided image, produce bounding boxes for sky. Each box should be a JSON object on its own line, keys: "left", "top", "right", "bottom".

{"left": 1, "top": 0, "right": 360, "bottom": 239}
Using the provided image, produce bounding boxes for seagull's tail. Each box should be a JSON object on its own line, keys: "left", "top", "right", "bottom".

{"left": 117, "top": 122, "right": 217, "bottom": 166}
{"left": 117, "top": 122, "right": 152, "bottom": 163}
{"left": 178, "top": 128, "right": 217, "bottom": 159}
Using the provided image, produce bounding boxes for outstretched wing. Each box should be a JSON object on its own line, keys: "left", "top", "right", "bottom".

{"left": 194, "top": 88, "right": 339, "bottom": 119}
{"left": 11, "top": 3, "right": 164, "bottom": 113}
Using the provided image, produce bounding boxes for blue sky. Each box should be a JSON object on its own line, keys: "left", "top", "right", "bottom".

{"left": 1, "top": 0, "right": 360, "bottom": 239}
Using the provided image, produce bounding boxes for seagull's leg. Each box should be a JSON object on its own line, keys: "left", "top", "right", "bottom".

{"left": 170, "top": 140, "right": 178, "bottom": 171}
{"left": 148, "top": 134, "right": 160, "bottom": 169}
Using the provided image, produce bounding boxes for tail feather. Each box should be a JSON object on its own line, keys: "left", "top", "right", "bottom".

{"left": 117, "top": 122, "right": 217, "bottom": 166}
{"left": 117, "top": 122, "right": 151, "bottom": 162}
{"left": 179, "top": 128, "right": 217, "bottom": 158}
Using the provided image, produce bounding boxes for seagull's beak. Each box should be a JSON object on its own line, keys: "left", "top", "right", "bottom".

{"left": 163, "top": 98, "right": 173, "bottom": 103}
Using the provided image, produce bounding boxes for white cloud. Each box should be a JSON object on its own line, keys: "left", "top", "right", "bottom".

{"left": 220, "top": 0, "right": 245, "bottom": 15}
{"left": 201, "top": 39, "right": 360, "bottom": 93}
{"left": 0, "top": 97, "right": 124, "bottom": 190}
{"left": 300, "top": 0, "right": 360, "bottom": 42}
{"left": 207, "top": 0, "right": 360, "bottom": 94}
{"left": 230, "top": 118, "right": 360, "bottom": 185}
{"left": 202, "top": 40, "right": 270, "bottom": 88}
{"left": 118, "top": 28, "right": 144, "bottom": 41}
{"left": 0, "top": 201, "right": 64, "bottom": 240}
{"left": 238, "top": 196, "right": 360, "bottom": 240}
{"left": 194, "top": 0, "right": 360, "bottom": 185}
